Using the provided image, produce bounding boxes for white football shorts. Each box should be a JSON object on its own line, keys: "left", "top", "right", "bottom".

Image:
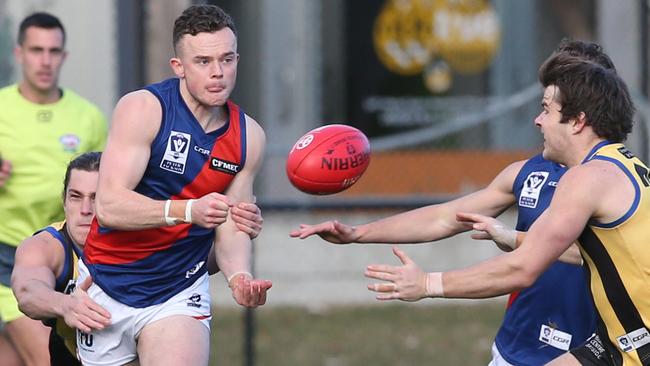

{"left": 77, "top": 273, "right": 211, "bottom": 366}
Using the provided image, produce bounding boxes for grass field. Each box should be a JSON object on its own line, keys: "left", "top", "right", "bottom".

{"left": 210, "top": 301, "right": 506, "bottom": 365}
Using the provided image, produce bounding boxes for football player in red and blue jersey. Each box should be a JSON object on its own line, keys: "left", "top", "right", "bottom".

{"left": 81, "top": 5, "right": 271, "bottom": 366}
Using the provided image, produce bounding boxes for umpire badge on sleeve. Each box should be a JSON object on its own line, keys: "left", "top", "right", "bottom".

{"left": 160, "top": 131, "right": 191, "bottom": 174}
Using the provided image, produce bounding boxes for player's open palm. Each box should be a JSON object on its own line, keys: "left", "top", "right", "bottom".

{"left": 63, "top": 276, "right": 111, "bottom": 333}
{"left": 366, "top": 246, "right": 427, "bottom": 302}
{"left": 289, "top": 220, "right": 359, "bottom": 244}
{"left": 229, "top": 274, "right": 273, "bottom": 308}
{"left": 192, "top": 192, "right": 232, "bottom": 228}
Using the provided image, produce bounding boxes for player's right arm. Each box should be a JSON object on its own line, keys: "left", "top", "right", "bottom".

{"left": 290, "top": 160, "right": 524, "bottom": 244}
{"left": 95, "top": 91, "right": 230, "bottom": 230}
{"left": 11, "top": 232, "right": 111, "bottom": 332}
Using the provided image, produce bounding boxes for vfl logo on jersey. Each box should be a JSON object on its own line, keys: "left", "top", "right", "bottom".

{"left": 539, "top": 324, "right": 572, "bottom": 351}
{"left": 616, "top": 327, "right": 650, "bottom": 352}
{"left": 210, "top": 158, "right": 240, "bottom": 175}
{"left": 519, "top": 171, "right": 549, "bottom": 209}
{"left": 160, "top": 131, "right": 191, "bottom": 174}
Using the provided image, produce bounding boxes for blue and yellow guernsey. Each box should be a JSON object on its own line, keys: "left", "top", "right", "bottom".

{"left": 0, "top": 84, "right": 107, "bottom": 247}
{"left": 578, "top": 141, "right": 650, "bottom": 365}
{"left": 495, "top": 153, "right": 596, "bottom": 365}
{"left": 39, "top": 221, "right": 82, "bottom": 365}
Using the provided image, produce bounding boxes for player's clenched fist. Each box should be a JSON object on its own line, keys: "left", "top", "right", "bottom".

{"left": 191, "top": 192, "right": 232, "bottom": 228}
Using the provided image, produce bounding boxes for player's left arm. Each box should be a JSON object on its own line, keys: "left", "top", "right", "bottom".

{"left": 366, "top": 166, "right": 598, "bottom": 301}
{"left": 215, "top": 116, "right": 272, "bottom": 307}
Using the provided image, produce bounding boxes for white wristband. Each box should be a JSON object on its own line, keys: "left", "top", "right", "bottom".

{"left": 164, "top": 200, "right": 176, "bottom": 226}
{"left": 185, "top": 199, "right": 195, "bottom": 224}
{"left": 227, "top": 271, "right": 253, "bottom": 284}
{"left": 425, "top": 272, "right": 444, "bottom": 297}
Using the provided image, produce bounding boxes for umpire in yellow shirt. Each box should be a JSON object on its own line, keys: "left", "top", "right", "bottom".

{"left": 0, "top": 12, "right": 107, "bottom": 365}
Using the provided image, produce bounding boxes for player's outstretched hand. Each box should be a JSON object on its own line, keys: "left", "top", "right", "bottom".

{"left": 289, "top": 220, "right": 359, "bottom": 244}
{"left": 229, "top": 273, "right": 273, "bottom": 308}
{"left": 192, "top": 193, "right": 232, "bottom": 229}
{"left": 0, "top": 158, "right": 12, "bottom": 188}
{"left": 365, "top": 246, "right": 427, "bottom": 302}
{"left": 231, "top": 202, "right": 263, "bottom": 239}
{"left": 63, "top": 276, "right": 112, "bottom": 333}
{"left": 456, "top": 212, "right": 517, "bottom": 252}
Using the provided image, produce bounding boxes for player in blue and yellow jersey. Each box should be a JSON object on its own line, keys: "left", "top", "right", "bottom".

{"left": 361, "top": 48, "right": 649, "bottom": 364}
{"left": 12, "top": 151, "right": 264, "bottom": 366}
{"left": 12, "top": 152, "right": 107, "bottom": 366}
{"left": 0, "top": 12, "right": 107, "bottom": 365}
{"left": 292, "top": 39, "right": 613, "bottom": 365}
{"left": 81, "top": 5, "right": 272, "bottom": 366}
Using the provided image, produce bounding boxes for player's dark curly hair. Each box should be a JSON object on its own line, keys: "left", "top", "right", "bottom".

{"left": 18, "top": 12, "right": 66, "bottom": 46}
{"left": 173, "top": 5, "right": 237, "bottom": 54}
{"left": 538, "top": 53, "right": 634, "bottom": 143}
{"left": 554, "top": 38, "right": 615, "bottom": 71}
{"left": 62, "top": 152, "right": 101, "bottom": 201}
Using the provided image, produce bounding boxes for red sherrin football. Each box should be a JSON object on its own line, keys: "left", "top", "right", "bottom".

{"left": 286, "top": 124, "right": 371, "bottom": 195}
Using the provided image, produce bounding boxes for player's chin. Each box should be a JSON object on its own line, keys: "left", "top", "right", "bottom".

{"left": 203, "top": 93, "right": 229, "bottom": 106}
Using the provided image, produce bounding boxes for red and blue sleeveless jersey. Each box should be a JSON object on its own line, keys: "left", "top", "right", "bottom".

{"left": 494, "top": 154, "right": 597, "bottom": 365}
{"left": 84, "top": 78, "right": 247, "bottom": 308}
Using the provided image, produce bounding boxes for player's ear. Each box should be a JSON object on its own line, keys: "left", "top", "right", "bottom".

{"left": 13, "top": 45, "right": 23, "bottom": 64}
{"left": 571, "top": 112, "right": 588, "bottom": 134}
{"left": 170, "top": 57, "right": 184, "bottom": 78}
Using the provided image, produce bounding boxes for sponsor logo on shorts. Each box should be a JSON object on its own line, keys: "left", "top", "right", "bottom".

{"left": 78, "top": 331, "right": 94, "bottom": 351}
{"left": 187, "top": 293, "right": 202, "bottom": 308}
{"left": 539, "top": 324, "right": 572, "bottom": 351}
{"left": 210, "top": 157, "right": 240, "bottom": 175}
{"left": 519, "top": 171, "right": 549, "bottom": 209}
{"left": 617, "top": 327, "right": 650, "bottom": 352}
{"left": 160, "top": 131, "right": 191, "bottom": 174}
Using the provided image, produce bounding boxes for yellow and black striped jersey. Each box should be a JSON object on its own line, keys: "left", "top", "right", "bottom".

{"left": 578, "top": 142, "right": 650, "bottom": 365}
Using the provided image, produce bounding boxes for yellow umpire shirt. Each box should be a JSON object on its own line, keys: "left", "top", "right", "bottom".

{"left": 0, "top": 84, "right": 107, "bottom": 247}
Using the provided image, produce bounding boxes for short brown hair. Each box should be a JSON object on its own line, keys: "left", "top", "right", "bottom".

{"left": 173, "top": 5, "right": 236, "bottom": 54}
{"left": 18, "top": 12, "right": 66, "bottom": 46}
